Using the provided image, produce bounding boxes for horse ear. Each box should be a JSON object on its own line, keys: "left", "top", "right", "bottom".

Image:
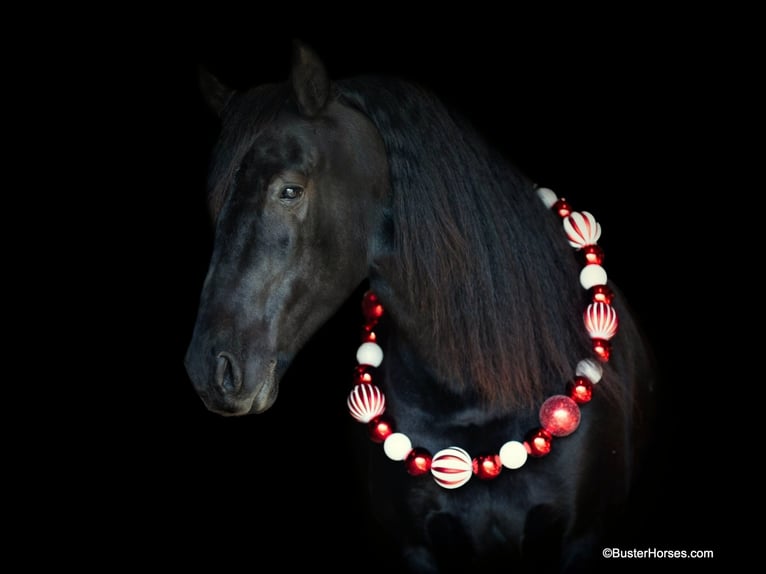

{"left": 198, "top": 65, "right": 234, "bottom": 116}
{"left": 290, "top": 40, "right": 330, "bottom": 117}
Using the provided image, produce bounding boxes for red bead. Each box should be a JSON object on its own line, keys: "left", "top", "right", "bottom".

{"left": 361, "top": 327, "right": 377, "bottom": 343}
{"left": 405, "top": 447, "right": 432, "bottom": 476}
{"left": 368, "top": 416, "right": 394, "bottom": 443}
{"left": 362, "top": 291, "right": 384, "bottom": 324}
{"left": 472, "top": 454, "right": 503, "bottom": 480}
{"left": 539, "top": 395, "right": 581, "bottom": 437}
{"left": 525, "top": 428, "right": 553, "bottom": 457}
{"left": 566, "top": 376, "right": 594, "bottom": 404}
{"left": 581, "top": 244, "right": 604, "bottom": 265}
{"left": 589, "top": 284, "right": 615, "bottom": 304}
{"left": 552, "top": 198, "right": 572, "bottom": 218}
{"left": 592, "top": 339, "right": 612, "bottom": 362}
{"left": 353, "top": 365, "right": 375, "bottom": 385}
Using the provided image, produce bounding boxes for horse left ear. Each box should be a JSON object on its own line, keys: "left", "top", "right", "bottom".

{"left": 290, "top": 40, "right": 330, "bottom": 117}
{"left": 198, "top": 65, "right": 234, "bottom": 117}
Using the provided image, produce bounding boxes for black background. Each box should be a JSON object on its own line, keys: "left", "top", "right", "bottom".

{"left": 35, "top": 10, "right": 747, "bottom": 571}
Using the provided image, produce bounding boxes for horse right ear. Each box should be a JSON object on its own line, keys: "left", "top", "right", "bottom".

{"left": 198, "top": 66, "right": 234, "bottom": 116}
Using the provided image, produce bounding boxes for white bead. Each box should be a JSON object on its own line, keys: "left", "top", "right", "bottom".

{"left": 431, "top": 447, "right": 473, "bottom": 489}
{"left": 383, "top": 432, "right": 412, "bottom": 461}
{"left": 499, "top": 440, "right": 528, "bottom": 469}
{"left": 579, "top": 264, "right": 607, "bottom": 289}
{"left": 576, "top": 358, "right": 603, "bottom": 383}
{"left": 536, "top": 187, "right": 558, "bottom": 208}
{"left": 356, "top": 342, "right": 383, "bottom": 367}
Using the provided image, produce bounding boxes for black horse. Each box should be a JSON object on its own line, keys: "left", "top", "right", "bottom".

{"left": 185, "top": 42, "right": 655, "bottom": 573}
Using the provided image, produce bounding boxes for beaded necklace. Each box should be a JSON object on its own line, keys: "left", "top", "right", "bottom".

{"left": 347, "top": 188, "right": 617, "bottom": 489}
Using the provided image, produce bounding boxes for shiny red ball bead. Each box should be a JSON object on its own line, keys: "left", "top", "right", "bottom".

{"left": 592, "top": 339, "right": 612, "bottom": 362}
{"left": 539, "top": 395, "right": 581, "bottom": 437}
{"left": 368, "top": 416, "right": 394, "bottom": 443}
{"left": 472, "top": 454, "right": 503, "bottom": 480}
{"left": 362, "top": 291, "right": 384, "bottom": 323}
{"left": 353, "top": 365, "right": 375, "bottom": 385}
{"left": 552, "top": 199, "right": 572, "bottom": 218}
{"left": 405, "top": 447, "right": 432, "bottom": 476}
{"left": 566, "top": 376, "right": 594, "bottom": 404}
{"left": 581, "top": 244, "right": 604, "bottom": 265}
{"left": 525, "top": 428, "right": 553, "bottom": 457}
{"left": 589, "top": 284, "right": 615, "bottom": 304}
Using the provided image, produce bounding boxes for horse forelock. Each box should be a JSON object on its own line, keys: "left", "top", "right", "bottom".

{"left": 206, "top": 83, "right": 290, "bottom": 220}
{"left": 338, "top": 77, "right": 623, "bottom": 412}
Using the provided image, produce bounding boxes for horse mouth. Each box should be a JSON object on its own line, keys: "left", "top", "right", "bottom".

{"left": 200, "top": 379, "right": 279, "bottom": 416}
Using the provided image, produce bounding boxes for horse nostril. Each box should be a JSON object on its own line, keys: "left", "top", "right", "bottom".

{"left": 215, "top": 352, "right": 242, "bottom": 394}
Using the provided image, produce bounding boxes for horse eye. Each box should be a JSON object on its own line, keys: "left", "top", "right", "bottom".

{"left": 279, "top": 185, "right": 304, "bottom": 201}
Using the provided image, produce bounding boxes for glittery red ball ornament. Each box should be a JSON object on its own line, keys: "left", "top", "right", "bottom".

{"left": 589, "top": 284, "right": 614, "bottom": 305}
{"left": 552, "top": 199, "right": 572, "bottom": 218}
{"left": 539, "top": 395, "right": 581, "bottom": 437}
{"left": 472, "top": 454, "right": 503, "bottom": 480}
{"left": 405, "top": 447, "right": 432, "bottom": 476}
{"left": 581, "top": 244, "right": 604, "bottom": 265}
{"left": 353, "top": 365, "right": 375, "bottom": 385}
{"left": 368, "top": 416, "right": 394, "bottom": 443}
{"left": 525, "top": 428, "right": 553, "bottom": 457}
{"left": 566, "top": 376, "right": 594, "bottom": 404}
{"left": 592, "top": 339, "right": 612, "bottom": 362}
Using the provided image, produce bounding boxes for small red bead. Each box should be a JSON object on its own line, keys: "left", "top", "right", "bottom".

{"left": 361, "top": 327, "right": 377, "bottom": 343}
{"left": 472, "top": 454, "right": 503, "bottom": 480}
{"left": 362, "top": 291, "right": 384, "bottom": 324}
{"left": 525, "top": 428, "right": 553, "bottom": 457}
{"left": 566, "top": 376, "right": 594, "bottom": 404}
{"left": 353, "top": 365, "right": 375, "bottom": 385}
{"left": 589, "top": 284, "right": 615, "bottom": 304}
{"left": 552, "top": 199, "right": 572, "bottom": 218}
{"left": 592, "top": 339, "right": 612, "bottom": 362}
{"left": 368, "top": 416, "right": 394, "bottom": 443}
{"left": 405, "top": 448, "right": 432, "bottom": 476}
{"left": 581, "top": 244, "right": 604, "bottom": 265}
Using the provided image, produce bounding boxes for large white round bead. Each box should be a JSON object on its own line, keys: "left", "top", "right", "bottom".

{"left": 383, "top": 432, "right": 412, "bottom": 461}
{"left": 536, "top": 187, "right": 558, "bottom": 208}
{"left": 356, "top": 342, "right": 383, "bottom": 367}
{"left": 576, "top": 358, "right": 603, "bottom": 383}
{"left": 431, "top": 447, "right": 473, "bottom": 489}
{"left": 499, "top": 440, "right": 528, "bottom": 470}
{"left": 579, "top": 264, "right": 607, "bottom": 289}
{"left": 347, "top": 384, "right": 385, "bottom": 423}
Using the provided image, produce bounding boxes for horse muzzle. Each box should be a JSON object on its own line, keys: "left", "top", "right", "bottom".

{"left": 185, "top": 348, "right": 281, "bottom": 416}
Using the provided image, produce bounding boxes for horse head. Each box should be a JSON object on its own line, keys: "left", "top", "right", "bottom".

{"left": 185, "top": 42, "right": 389, "bottom": 416}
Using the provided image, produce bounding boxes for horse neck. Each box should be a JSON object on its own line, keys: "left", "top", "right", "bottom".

{"left": 372, "top": 318, "right": 538, "bottom": 454}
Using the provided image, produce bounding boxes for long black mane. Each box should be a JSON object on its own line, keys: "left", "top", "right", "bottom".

{"left": 338, "top": 76, "right": 620, "bottom": 412}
